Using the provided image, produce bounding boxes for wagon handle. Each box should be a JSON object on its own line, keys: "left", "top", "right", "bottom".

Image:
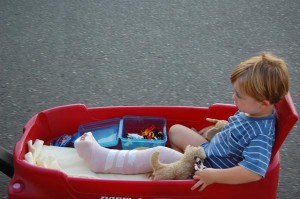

{"left": 0, "top": 146, "right": 14, "bottom": 178}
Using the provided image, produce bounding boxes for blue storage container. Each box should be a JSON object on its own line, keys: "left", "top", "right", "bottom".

{"left": 77, "top": 118, "right": 120, "bottom": 148}
{"left": 119, "top": 116, "right": 167, "bottom": 150}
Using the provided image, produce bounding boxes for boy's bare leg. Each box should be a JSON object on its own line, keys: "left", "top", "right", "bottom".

{"left": 169, "top": 124, "right": 208, "bottom": 153}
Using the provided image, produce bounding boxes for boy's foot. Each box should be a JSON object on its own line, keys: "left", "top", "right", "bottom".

{"left": 74, "top": 132, "right": 98, "bottom": 161}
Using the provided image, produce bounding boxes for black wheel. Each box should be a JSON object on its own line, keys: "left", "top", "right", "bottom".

{"left": 0, "top": 146, "right": 14, "bottom": 178}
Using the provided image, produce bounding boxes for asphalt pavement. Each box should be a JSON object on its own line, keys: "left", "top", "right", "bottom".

{"left": 0, "top": 0, "right": 299, "bottom": 198}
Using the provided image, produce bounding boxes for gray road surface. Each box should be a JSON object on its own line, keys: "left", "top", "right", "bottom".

{"left": 1, "top": 0, "right": 299, "bottom": 198}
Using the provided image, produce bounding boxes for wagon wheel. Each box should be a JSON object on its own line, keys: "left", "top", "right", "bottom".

{"left": 0, "top": 146, "right": 14, "bottom": 178}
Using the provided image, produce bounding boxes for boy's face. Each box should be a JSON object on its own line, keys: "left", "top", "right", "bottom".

{"left": 231, "top": 81, "right": 264, "bottom": 117}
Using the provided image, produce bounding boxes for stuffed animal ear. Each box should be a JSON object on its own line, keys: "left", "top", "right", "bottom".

{"left": 184, "top": 145, "right": 191, "bottom": 151}
{"left": 197, "top": 147, "right": 206, "bottom": 160}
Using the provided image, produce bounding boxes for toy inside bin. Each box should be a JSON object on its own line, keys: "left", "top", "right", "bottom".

{"left": 120, "top": 116, "right": 167, "bottom": 149}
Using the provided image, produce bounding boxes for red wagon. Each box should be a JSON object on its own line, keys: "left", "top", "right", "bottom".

{"left": 2, "top": 93, "right": 298, "bottom": 199}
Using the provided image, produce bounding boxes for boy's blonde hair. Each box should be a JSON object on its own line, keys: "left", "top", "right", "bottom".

{"left": 230, "top": 53, "right": 289, "bottom": 104}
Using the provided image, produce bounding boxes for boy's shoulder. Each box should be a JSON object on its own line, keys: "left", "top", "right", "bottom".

{"left": 229, "top": 111, "right": 276, "bottom": 136}
{"left": 232, "top": 111, "right": 276, "bottom": 122}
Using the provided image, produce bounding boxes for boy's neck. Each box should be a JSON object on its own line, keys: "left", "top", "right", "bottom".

{"left": 246, "top": 105, "right": 274, "bottom": 118}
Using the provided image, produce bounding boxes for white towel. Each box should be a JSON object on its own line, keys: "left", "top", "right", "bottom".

{"left": 24, "top": 140, "right": 149, "bottom": 180}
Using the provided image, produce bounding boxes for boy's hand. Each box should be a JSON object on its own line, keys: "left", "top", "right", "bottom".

{"left": 191, "top": 168, "right": 216, "bottom": 191}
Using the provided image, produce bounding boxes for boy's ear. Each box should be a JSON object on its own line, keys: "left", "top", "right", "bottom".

{"left": 261, "top": 100, "right": 271, "bottom": 107}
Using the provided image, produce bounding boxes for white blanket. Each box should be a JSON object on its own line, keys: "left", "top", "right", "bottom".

{"left": 24, "top": 140, "right": 149, "bottom": 180}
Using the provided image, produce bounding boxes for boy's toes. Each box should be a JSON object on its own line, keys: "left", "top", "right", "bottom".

{"left": 80, "top": 133, "right": 88, "bottom": 141}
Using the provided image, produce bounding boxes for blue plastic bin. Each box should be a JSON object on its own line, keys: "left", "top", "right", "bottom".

{"left": 119, "top": 116, "right": 167, "bottom": 149}
{"left": 77, "top": 118, "right": 120, "bottom": 148}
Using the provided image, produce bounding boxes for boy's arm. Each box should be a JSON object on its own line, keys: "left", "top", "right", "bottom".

{"left": 191, "top": 166, "right": 262, "bottom": 191}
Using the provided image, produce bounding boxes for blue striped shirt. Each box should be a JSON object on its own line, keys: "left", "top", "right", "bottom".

{"left": 201, "top": 111, "right": 275, "bottom": 177}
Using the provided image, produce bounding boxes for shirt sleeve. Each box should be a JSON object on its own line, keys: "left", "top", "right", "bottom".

{"left": 238, "top": 134, "right": 274, "bottom": 177}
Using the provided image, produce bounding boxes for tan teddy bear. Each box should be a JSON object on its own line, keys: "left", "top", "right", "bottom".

{"left": 201, "top": 118, "right": 228, "bottom": 141}
{"left": 149, "top": 145, "right": 206, "bottom": 180}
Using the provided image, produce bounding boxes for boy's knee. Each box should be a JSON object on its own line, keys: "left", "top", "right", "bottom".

{"left": 168, "top": 124, "right": 183, "bottom": 142}
{"left": 169, "top": 124, "right": 182, "bottom": 135}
